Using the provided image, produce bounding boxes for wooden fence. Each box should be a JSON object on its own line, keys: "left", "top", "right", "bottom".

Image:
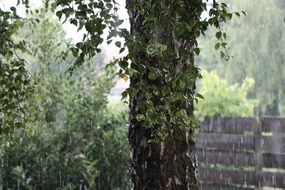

{"left": 196, "top": 113, "right": 285, "bottom": 189}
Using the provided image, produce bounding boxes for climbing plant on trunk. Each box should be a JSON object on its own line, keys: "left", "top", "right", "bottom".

{"left": 1, "top": 0, "right": 236, "bottom": 189}
{"left": 123, "top": 1, "right": 235, "bottom": 189}
{"left": 125, "top": 1, "right": 201, "bottom": 189}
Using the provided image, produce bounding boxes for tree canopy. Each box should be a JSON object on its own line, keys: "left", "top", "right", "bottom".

{"left": 199, "top": 0, "right": 285, "bottom": 116}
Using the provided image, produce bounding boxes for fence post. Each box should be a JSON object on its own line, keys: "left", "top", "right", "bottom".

{"left": 253, "top": 107, "right": 263, "bottom": 189}
{"left": 0, "top": 146, "right": 2, "bottom": 190}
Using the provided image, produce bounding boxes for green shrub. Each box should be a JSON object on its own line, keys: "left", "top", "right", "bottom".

{"left": 195, "top": 70, "right": 259, "bottom": 120}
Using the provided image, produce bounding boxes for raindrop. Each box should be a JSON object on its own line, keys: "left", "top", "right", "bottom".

{"left": 272, "top": 174, "right": 276, "bottom": 186}
{"left": 261, "top": 139, "right": 264, "bottom": 147}
{"left": 227, "top": 177, "right": 232, "bottom": 185}
{"left": 241, "top": 136, "right": 244, "bottom": 144}
{"left": 263, "top": 175, "right": 266, "bottom": 182}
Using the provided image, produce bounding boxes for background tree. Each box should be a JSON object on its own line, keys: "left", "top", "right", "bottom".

{"left": 0, "top": 8, "right": 130, "bottom": 190}
{"left": 199, "top": 0, "right": 285, "bottom": 116}
{"left": 0, "top": 5, "right": 31, "bottom": 134}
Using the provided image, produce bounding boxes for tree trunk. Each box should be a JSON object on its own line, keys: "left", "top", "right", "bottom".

{"left": 126, "top": 1, "right": 198, "bottom": 189}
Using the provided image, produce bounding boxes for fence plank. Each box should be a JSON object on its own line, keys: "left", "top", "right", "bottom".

{"left": 262, "top": 117, "right": 285, "bottom": 133}
{"left": 198, "top": 168, "right": 285, "bottom": 189}
{"left": 256, "top": 171, "right": 285, "bottom": 188}
{"left": 263, "top": 153, "right": 285, "bottom": 169}
{"left": 200, "top": 117, "right": 256, "bottom": 134}
{"left": 197, "top": 116, "right": 285, "bottom": 189}
{"left": 196, "top": 133, "right": 255, "bottom": 151}
{"left": 199, "top": 183, "right": 255, "bottom": 190}
{"left": 196, "top": 150, "right": 255, "bottom": 167}
{"left": 253, "top": 109, "right": 263, "bottom": 188}
{"left": 198, "top": 168, "right": 255, "bottom": 186}
{"left": 262, "top": 136, "right": 285, "bottom": 153}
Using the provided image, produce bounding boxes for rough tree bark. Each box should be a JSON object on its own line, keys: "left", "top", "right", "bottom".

{"left": 126, "top": 1, "right": 198, "bottom": 189}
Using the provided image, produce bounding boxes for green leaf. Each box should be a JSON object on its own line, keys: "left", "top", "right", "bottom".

{"left": 121, "top": 90, "right": 128, "bottom": 100}
{"left": 70, "top": 19, "right": 78, "bottom": 26}
{"left": 148, "top": 70, "right": 158, "bottom": 80}
{"left": 56, "top": 11, "right": 62, "bottom": 19}
{"left": 215, "top": 43, "right": 220, "bottom": 50}
{"left": 107, "top": 40, "right": 112, "bottom": 44}
{"left": 221, "top": 42, "right": 227, "bottom": 48}
{"left": 136, "top": 114, "right": 145, "bottom": 121}
{"left": 215, "top": 31, "right": 222, "bottom": 39}
{"left": 194, "top": 48, "right": 200, "bottom": 55}
{"left": 196, "top": 93, "right": 204, "bottom": 99}
{"left": 119, "top": 48, "right": 125, "bottom": 54}
{"left": 10, "top": 7, "right": 16, "bottom": 12}
{"left": 221, "top": 51, "right": 225, "bottom": 58}
{"left": 146, "top": 45, "right": 156, "bottom": 55}
{"left": 221, "top": 3, "right": 227, "bottom": 8}
{"left": 75, "top": 11, "right": 87, "bottom": 19}
{"left": 115, "top": 41, "right": 121, "bottom": 48}
{"left": 179, "top": 80, "right": 186, "bottom": 89}
{"left": 118, "top": 60, "right": 128, "bottom": 69}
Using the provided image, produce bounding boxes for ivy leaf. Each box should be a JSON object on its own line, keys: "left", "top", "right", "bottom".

{"left": 118, "top": 60, "right": 128, "bottom": 69}
{"left": 123, "top": 75, "right": 129, "bottom": 81}
{"left": 221, "top": 42, "right": 227, "bottom": 48}
{"left": 136, "top": 114, "right": 145, "bottom": 121}
{"left": 121, "top": 90, "right": 128, "bottom": 100}
{"left": 235, "top": 12, "right": 241, "bottom": 17}
{"left": 179, "top": 80, "right": 186, "bottom": 89}
{"left": 121, "top": 74, "right": 129, "bottom": 81}
{"left": 215, "top": 43, "right": 220, "bottom": 50}
{"left": 10, "top": 7, "right": 16, "bottom": 12}
{"left": 193, "top": 48, "right": 200, "bottom": 55}
{"left": 196, "top": 93, "right": 204, "bottom": 99}
{"left": 107, "top": 39, "right": 112, "bottom": 44}
{"left": 115, "top": 41, "right": 121, "bottom": 48}
{"left": 148, "top": 70, "right": 158, "bottom": 80}
{"left": 56, "top": 11, "right": 62, "bottom": 20}
{"left": 215, "top": 31, "right": 222, "bottom": 39}
{"left": 221, "top": 51, "right": 225, "bottom": 59}
{"left": 70, "top": 19, "right": 78, "bottom": 26}
{"left": 146, "top": 45, "right": 156, "bottom": 55}
{"left": 119, "top": 48, "right": 125, "bottom": 54}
